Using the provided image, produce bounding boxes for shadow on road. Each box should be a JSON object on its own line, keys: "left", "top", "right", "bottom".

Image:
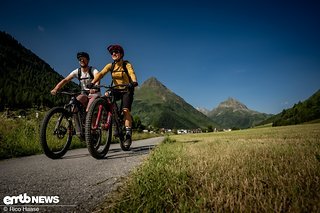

{"left": 61, "top": 145, "right": 157, "bottom": 160}
{"left": 62, "top": 153, "right": 91, "bottom": 159}
{"left": 106, "top": 145, "right": 156, "bottom": 160}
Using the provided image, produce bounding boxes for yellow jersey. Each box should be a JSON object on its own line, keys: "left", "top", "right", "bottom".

{"left": 95, "top": 60, "right": 137, "bottom": 89}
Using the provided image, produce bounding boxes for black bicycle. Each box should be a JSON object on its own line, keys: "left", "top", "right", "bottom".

{"left": 40, "top": 91, "right": 86, "bottom": 159}
{"left": 85, "top": 84, "right": 131, "bottom": 159}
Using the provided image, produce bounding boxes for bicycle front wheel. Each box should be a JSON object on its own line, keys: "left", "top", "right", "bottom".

{"left": 40, "top": 107, "right": 73, "bottom": 159}
{"left": 85, "top": 98, "right": 112, "bottom": 159}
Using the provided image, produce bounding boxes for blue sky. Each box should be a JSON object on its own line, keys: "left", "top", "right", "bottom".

{"left": 1, "top": 0, "right": 319, "bottom": 114}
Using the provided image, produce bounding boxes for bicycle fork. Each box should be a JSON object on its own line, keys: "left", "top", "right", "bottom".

{"left": 94, "top": 105, "right": 112, "bottom": 130}
{"left": 73, "top": 113, "right": 82, "bottom": 135}
{"left": 54, "top": 113, "right": 72, "bottom": 138}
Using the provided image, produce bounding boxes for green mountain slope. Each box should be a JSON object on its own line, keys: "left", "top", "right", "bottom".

{"left": 0, "top": 31, "right": 79, "bottom": 110}
{"left": 132, "top": 77, "right": 218, "bottom": 129}
{"left": 208, "top": 98, "right": 273, "bottom": 129}
{"left": 260, "top": 89, "right": 320, "bottom": 126}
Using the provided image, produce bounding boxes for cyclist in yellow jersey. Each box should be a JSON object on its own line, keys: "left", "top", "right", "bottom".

{"left": 89, "top": 45, "right": 138, "bottom": 146}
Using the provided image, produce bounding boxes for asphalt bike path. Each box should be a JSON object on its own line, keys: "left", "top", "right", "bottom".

{"left": 0, "top": 137, "right": 164, "bottom": 212}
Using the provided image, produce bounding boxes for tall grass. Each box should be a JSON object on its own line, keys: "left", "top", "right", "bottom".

{"left": 98, "top": 123, "right": 320, "bottom": 212}
{"left": 0, "top": 115, "right": 88, "bottom": 159}
{"left": 0, "top": 118, "right": 42, "bottom": 158}
{"left": 0, "top": 115, "right": 158, "bottom": 159}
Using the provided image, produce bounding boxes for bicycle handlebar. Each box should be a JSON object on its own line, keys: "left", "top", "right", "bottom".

{"left": 57, "top": 91, "right": 80, "bottom": 96}
{"left": 91, "top": 84, "right": 130, "bottom": 90}
{"left": 57, "top": 90, "right": 88, "bottom": 96}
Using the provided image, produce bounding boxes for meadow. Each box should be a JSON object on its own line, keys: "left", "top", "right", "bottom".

{"left": 0, "top": 112, "right": 157, "bottom": 159}
{"left": 98, "top": 123, "right": 320, "bottom": 212}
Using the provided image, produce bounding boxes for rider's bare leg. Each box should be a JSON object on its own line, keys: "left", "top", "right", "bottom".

{"left": 123, "top": 108, "right": 132, "bottom": 138}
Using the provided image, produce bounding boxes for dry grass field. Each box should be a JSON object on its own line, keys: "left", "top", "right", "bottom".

{"left": 98, "top": 123, "right": 320, "bottom": 212}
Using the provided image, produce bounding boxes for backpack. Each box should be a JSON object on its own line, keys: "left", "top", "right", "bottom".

{"left": 77, "top": 66, "right": 93, "bottom": 81}
{"left": 110, "top": 60, "right": 133, "bottom": 86}
{"left": 78, "top": 66, "right": 99, "bottom": 93}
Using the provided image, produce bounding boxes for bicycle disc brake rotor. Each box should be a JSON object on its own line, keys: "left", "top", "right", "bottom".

{"left": 54, "top": 126, "right": 67, "bottom": 139}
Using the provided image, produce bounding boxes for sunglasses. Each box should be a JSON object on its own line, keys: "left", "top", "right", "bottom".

{"left": 78, "top": 57, "right": 86, "bottom": 62}
{"left": 111, "top": 50, "right": 120, "bottom": 55}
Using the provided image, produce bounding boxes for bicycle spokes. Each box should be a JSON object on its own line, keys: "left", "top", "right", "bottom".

{"left": 53, "top": 114, "right": 68, "bottom": 138}
{"left": 40, "top": 107, "right": 72, "bottom": 159}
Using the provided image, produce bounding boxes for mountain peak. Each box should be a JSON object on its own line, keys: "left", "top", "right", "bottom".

{"left": 208, "top": 97, "right": 272, "bottom": 129}
{"left": 141, "top": 77, "right": 170, "bottom": 91}
{"left": 141, "top": 77, "right": 168, "bottom": 90}
{"left": 133, "top": 77, "right": 218, "bottom": 129}
{"left": 217, "top": 97, "right": 248, "bottom": 110}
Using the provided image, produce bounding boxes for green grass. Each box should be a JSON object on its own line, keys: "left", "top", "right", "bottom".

{"left": 0, "top": 118, "right": 41, "bottom": 158}
{"left": 0, "top": 115, "right": 86, "bottom": 159}
{"left": 97, "top": 123, "right": 320, "bottom": 212}
{"left": 0, "top": 113, "right": 158, "bottom": 159}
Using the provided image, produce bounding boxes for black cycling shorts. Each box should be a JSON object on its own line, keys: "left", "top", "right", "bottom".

{"left": 114, "top": 90, "right": 134, "bottom": 111}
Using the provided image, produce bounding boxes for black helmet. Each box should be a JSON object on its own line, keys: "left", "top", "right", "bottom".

{"left": 107, "top": 44, "right": 124, "bottom": 57}
{"left": 76, "top": 52, "right": 90, "bottom": 60}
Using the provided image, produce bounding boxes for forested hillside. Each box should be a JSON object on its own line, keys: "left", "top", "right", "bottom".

{"left": 271, "top": 89, "right": 320, "bottom": 126}
{"left": 257, "top": 89, "right": 320, "bottom": 126}
{"left": 0, "top": 31, "right": 79, "bottom": 110}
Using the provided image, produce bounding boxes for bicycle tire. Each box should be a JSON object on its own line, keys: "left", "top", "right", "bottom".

{"left": 40, "top": 107, "right": 73, "bottom": 159}
{"left": 85, "top": 98, "right": 112, "bottom": 159}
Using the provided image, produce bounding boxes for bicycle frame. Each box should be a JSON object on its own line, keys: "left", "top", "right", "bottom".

{"left": 90, "top": 84, "right": 127, "bottom": 132}
{"left": 92, "top": 92, "right": 123, "bottom": 131}
{"left": 58, "top": 91, "right": 87, "bottom": 139}
{"left": 93, "top": 102, "right": 112, "bottom": 130}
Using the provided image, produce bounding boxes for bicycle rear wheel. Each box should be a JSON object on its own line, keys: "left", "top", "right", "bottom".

{"left": 85, "top": 98, "right": 112, "bottom": 159}
{"left": 40, "top": 107, "right": 73, "bottom": 159}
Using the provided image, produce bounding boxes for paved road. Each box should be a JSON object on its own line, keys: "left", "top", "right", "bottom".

{"left": 0, "top": 137, "right": 164, "bottom": 213}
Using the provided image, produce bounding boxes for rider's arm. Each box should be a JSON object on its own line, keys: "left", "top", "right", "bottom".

{"left": 125, "top": 63, "right": 138, "bottom": 87}
{"left": 91, "top": 63, "right": 112, "bottom": 84}
{"left": 51, "top": 74, "right": 74, "bottom": 95}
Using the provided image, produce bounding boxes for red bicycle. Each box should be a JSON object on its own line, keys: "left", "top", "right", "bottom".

{"left": 85, "top": 84, "right": 131, "bottom": 159}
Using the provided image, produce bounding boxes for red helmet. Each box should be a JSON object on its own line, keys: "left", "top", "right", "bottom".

{"left": 107, "top": 44, "right": 124, "bottom": 57}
